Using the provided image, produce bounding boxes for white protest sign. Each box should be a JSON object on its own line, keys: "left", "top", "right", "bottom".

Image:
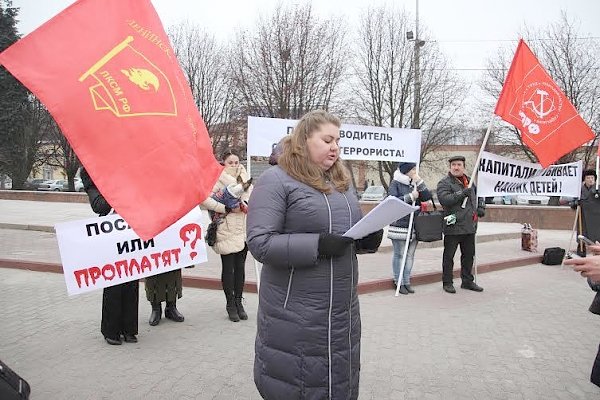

{"left": 247, "top": 116, "right": 422, "bottom": 162}
{"left": 55, "top": 207, "right": 207, "bottom": 296}
{"left": 477, "top": 151, "right": 582, "bottom": 197}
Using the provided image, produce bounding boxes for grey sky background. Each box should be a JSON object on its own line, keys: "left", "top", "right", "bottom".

{"left": 10, "top": 0, "right": 600, "bottom": 106}
{"left": 13, "top": 1, "right": 600, "bottom": 67}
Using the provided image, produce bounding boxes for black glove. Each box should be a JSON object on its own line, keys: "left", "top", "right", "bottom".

{"left": 476, "top": 206, "right": 485, "bottom": 218}
{"left": 461, "top": 187, "right": 473, "bottom": 198}
{"left": 570, "top": 200, "right": 579, "bottom": 210}
{"left": 318, "top": 233, "right": 354, "bottom": 258}
{"left": 355, "top": 229, "right": 384, "bottom": 254}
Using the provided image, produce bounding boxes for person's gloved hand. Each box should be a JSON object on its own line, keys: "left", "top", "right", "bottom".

{"left": 355, "top": 229, "right": 384, "bottom": 254}
{"left": 476, "top": 206, "right": 485, "bottom": 218}
{"left": 570, "top": 199, "right": 579, "bottom": 210}
{"left": 455, "top": 187, "right": 472, "bottom": 199}
{"left": 318, "top": 233, "right": 354, "bottom": 258}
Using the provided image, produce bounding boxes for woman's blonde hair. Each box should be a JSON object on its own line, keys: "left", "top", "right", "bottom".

{"left": 278, "top": 110, "right": 350, "bottom": 193}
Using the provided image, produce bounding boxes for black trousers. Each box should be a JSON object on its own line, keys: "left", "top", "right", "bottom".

{"left": 101, "top": 281, "right": 139, "bottom": 339}
{"left": 442, "top": 233, "right": 475, "bottom": 285}
{"left": 220, "top": 244, "right": 248, "bottom": 297}
{"left": 592, "top": 343, "right": 600, "bottom": 387}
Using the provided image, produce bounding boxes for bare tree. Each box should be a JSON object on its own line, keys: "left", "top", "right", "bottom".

{"left": 352, "top": 6, "right": 468, "bottom": 189}
{"left": 480, "top": 13, "right": 600, "bottom": 166}
{"left": 3, "top": 97, "right": 52, "bottom": 189}
{"left": 230, "top": 3, "right": 346, "bottom": 120}
{"left": 44, "top": 118, "right": 80, "bottom": 191}
{"left": 168, "top": 22, "right": 237, "bottom": 153}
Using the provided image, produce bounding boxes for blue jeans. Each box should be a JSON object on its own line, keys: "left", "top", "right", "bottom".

{"left": 392, "top": 236, "right": 417, "bottom": 285}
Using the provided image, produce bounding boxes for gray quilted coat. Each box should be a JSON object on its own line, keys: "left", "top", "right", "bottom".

{"left": 247, "top": 166, "right": 363, "bottom": 400}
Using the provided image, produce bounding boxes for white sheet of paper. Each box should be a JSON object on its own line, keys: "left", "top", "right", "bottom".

{"left": 344, "top": 197, "right": 419, "bottom": 239}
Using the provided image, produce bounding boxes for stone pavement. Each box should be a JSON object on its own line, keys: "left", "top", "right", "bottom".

{"left": 0, "top": 199, "right": 580, "bottom": 289}
{"left": 1, "top": 264, "right": 600, "bottom": 399}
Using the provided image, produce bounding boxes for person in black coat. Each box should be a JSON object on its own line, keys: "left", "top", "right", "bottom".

{"left": 571, "top": 169, "right": 600, "bottom": 256}
{"left": 436, "top": 155, "right": 485, "bottom": 294}
{"left": 565, "top": 244, "right": 600, "bottom": 387}
{"left": 80, "top": 167, "right": 139, "bottom": 345}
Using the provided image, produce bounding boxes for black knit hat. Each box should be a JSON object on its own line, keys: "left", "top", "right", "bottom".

{"left": 583, "top": 169, "right": 597, "bottom": 180}
{"left": 398, "top": 162, "right": 416, "bottom": 174}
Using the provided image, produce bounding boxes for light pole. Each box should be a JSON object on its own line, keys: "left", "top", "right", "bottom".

{"left": 406, "top": 0, "right": 425, "bottom": 129}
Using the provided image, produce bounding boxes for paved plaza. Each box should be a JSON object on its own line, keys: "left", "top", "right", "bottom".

{"left": 1, "top": 198, "right": 599, "bottom": 399}
{"left": 1, "top": 264, "right": 600, "bottom": 399}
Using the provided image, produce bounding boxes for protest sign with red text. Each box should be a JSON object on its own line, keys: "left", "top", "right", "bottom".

{"left": 55, "top": 208, "right": 207, "bottom": 296}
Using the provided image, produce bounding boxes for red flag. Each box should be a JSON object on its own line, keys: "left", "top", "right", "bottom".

{"left": 0, "top": 0, "right": 222, "bottom": 240}
{"left": 494, "top": 39, "right": 594, "bottom": 167}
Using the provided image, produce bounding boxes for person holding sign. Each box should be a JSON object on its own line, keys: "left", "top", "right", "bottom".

{"left": 80, "top": 168, "right": 139, "bottom": 345}
{"left": 387, "top": 162, "right": 432, "bottom": 294}
{"left": 571, "top": 170, "right": 600, "bottom": 257}
{"left": 246, "top": 110, "right": 382, "bottom": 399}
{"left": 437, "top": 155, "right": 485, "bottom": 294}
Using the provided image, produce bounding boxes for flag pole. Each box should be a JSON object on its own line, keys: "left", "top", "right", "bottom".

{"left": 461, "top": 116, "right": 495, "bottom": 283}
{"left": 461, "top": 116, "right": 496, "bottom": 208}
{"left": 562, "top": 205, "right": 580, "bottom": 268}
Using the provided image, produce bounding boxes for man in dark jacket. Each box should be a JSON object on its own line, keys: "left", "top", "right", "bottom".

{"left": 571, "top": 169, "right": 600, "bottom": 256}
{"left": 436, "top": 155, "right": 485, "bottom": 294}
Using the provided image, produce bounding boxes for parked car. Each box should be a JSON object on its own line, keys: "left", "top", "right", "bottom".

{"left": 37, "top": 179, "right": 67, "bottom": 191}
{"left": 23, "top": 178, "right": 47, "bottom": 190}
{"left": 360, "top": 185, "right": 387, "bottom": 202}
{"left": 0, "top": 177, "right": 11, "bottom": 189}
{"left": 515, "top": 194, "right": 550, "bottom": 206}
{"left": 491, "top": 195, "right": 516, "bottom": 205}
{"left": 62, "top": 178, "right": 84, "bottom": 192}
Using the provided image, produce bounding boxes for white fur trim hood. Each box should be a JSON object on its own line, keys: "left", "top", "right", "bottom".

{"left": 393, "top": 170, "right": 411, "bottom": 185}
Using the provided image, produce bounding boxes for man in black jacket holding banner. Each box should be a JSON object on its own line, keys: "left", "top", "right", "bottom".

{"left": 437, "top": 155, "right": 485, "bottom": 294}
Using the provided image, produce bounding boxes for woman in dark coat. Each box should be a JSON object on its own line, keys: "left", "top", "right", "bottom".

{"left": 247, "top": 110, "right": 382, "bottom": 399}
{"left": 80, "top": 167, "right": 139, "bottom": 345}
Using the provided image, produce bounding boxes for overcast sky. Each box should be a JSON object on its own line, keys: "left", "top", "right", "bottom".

{"left": 10, "top": 0, "right": 600, "bottom": 96}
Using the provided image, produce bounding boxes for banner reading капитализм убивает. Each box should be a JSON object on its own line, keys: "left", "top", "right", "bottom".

{"left": 476, "top": 151, "right": 582, "bottom": 198}
{"left": 55, "top": 207, "right": 207, "bottom": 296}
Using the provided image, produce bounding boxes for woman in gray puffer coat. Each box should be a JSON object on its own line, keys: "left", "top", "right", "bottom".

{"left": 247, "top": 110, "right": 382, "bottom": 400}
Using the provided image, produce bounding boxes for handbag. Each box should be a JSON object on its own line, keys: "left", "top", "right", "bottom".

{"left": 205, "top": 221, "right": 218, "bottom": 247}
{"left": 541, "top": 247, "right": 565, "bottom": 265}
{"left": 521, "top": 223, "right": 538, "bottom": 252}
{"left": 413, "top": 202, "right": 443, "bottom": 242}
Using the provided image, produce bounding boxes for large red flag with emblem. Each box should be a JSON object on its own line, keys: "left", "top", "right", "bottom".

{"left": 0, "top": 0, "right": 222, "bottom": 240}
{"left": 494, "top": 39, "right": 595, "bottom": 167}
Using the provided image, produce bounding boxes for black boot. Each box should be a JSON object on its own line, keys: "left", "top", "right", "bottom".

{"left": 149, "top": 302, "right": 161, "bottom": 326}
{"left": 235, "top": 296, "right": 248, "bottom": 320}
{"left": 165, "top": 300, "right": 184, "bottom": 322}
{"left": 226, "top": 293, "right": 240, "bottom": 322}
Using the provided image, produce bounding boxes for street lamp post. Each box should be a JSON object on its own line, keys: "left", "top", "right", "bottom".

{"left": 406, "top": 0, "right": 425, "bottom": 130}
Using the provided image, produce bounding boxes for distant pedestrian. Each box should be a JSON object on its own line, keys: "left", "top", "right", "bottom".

{"left": 388, "top": 162, "right": 432, "bottom": 294}
{"left": 436, "top": 155, "right": 485, "bottom": 294}
{"left": 80, "top": 167, "right": 139, "bottom": 345}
